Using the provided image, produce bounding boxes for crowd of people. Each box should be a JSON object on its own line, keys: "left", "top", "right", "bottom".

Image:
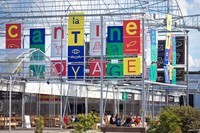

{"left": 107, "top": 113, "right": 142, "bottom": 127}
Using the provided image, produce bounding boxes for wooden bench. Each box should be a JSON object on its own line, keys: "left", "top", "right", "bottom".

{"left": 100, "top": 126, "right": 146, "bottom": 133}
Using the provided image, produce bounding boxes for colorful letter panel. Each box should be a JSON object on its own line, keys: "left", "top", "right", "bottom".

{"left": 68, "top": 29, "right": 84, "bottom": 46}
{"left": 123, "top": 20, "right": 140, "bottom": 37}
{"left": 106, "top": 63, "right": 123, "bottom": 78}
{"left": 68, "top": 12, "right": 84, "bottom": 28}
{"left": 68, "top": 46, "right": 84, "bottom": 62}
{"left": 6, "top": 23, "right": 21, "bottom": 48}
{"left": 68, "top": 65, "right": 84, "bottom": 80}
{"left": 51, "top": 60, "right": 66, "bottom": 76}
{"left": 107, "top": 26, "right": 123, "bottom": 43}
{"left": 89, "top": 60, "right": 106, "bottom": 77}
{"left": 106, "top": 43, "right": 123, "bottom": 59}
{"left": 123, "top": 57, "right": 141, "bottom": 75}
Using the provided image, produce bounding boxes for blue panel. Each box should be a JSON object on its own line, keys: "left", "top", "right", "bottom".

{"left": 68, "top": 65, "right": 84, "bottom": 80}
{"left": 68, "top": 46, "right": 84, "bottom": 62}
{"left": 30, "top": 28, "right": 45, "bottom": 45}
{"left": 164, "top": 66, "right": 170, "bottom": 83}
{"left": 150, "top": 29, "right": 156, "bottom": 46}
{"left": 164, "top": 49, "right": 170, "bottom": 65}
{"left": 107, "top": 26, "right": 123, "bottom": 43}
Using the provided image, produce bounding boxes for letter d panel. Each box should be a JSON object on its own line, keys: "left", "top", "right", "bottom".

{"left": 68, "top": 64, "right": 84, "bottom": 81}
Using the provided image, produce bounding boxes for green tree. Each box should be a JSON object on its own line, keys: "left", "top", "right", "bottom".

{"left": 147, "top": 106, "right": 200, "bottom": 133}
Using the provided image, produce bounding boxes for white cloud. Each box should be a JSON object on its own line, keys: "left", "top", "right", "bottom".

{"left": 176, "top": 0, "right": 189, "bottom": 15}
{"left": 189, "top": 54, "right": 200, "bottom": 71}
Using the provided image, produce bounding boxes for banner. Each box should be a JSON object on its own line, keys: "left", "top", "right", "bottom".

{"left": 176, "top": 36, "right": 185, "bottom": 64}
{"left": 6, "top": 23, "right": 21, "bottom": 48}
{"left": 166, "top": 14, "right": 172, "bottom": 31}
{"left": 123, "top": 20, "right": 141, "bottom": 54}
{"left": 123, "top": 57, "right": 141, "bottom": 75}
{"left": 68, "top": 12, "right": 84, "bottom": 46}
{"left": 51, "top": 26, "right": 67, "bottom": 57}
{"left": 158, "top": 40, "right": 165, "bottom": 68}
{"left": 150, "top": 29, "right": 157, "bottom": 62}
{"left": 51, "top": 60, "right": 66, "bottom": 76}
{"left": 30, "top": 65, "right": 45, "bottom": 78}
{"left": 89, "top": 60, "right": 106, "bottom": 77}
{"left": 164, "top": 66, "right": 170, "bottom": 83}
{"left": 172, "top": 69, "right": 176, "bottom": 84}
{"left": 172, "top": 37, "right": 176, "bottom": 66}
{"left": 150, "top": 64, "right": 157, "bottom": 82}
{"left": 89, "top": 22, "right": 106, "bottom": 55}
{"left": 107, "top": 26, "right": 123, "bottom": 43}
{"left": 106, "top": 63, "right": 123, "bottom": 78}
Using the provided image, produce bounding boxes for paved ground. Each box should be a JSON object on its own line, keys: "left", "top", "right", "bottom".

{"left": 0, "top": 128, "right": 100, "bottom": 133}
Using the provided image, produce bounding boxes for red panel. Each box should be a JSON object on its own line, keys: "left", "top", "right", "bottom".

{"left": 6, "top": 39, "right": 21, "bottom": 49}
{"left": 89, "top": 60, "right": 106, "bottom": 77}
{"left": 123, "top": 37, "right": 141, "bottom": 54}
{"left": 51, "top": 60, "right": 66, "bottom": 76}
{"left": 123, "top": 20, "right": 140, "bottom": 37}
{"left": 6, "top": 24, "right": 21, "bottom": 49}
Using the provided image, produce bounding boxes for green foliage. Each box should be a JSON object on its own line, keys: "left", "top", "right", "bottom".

{"left": 74, "top": 113, "right": 97, "bottom": 133}
{"left": 35, "top": 116, "right": 44, "bottom": 133}
{"left": 147, "top": 106, "right": 200, "bottom": 133}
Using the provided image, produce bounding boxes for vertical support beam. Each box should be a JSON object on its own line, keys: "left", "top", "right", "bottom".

{"left": 60, "top": 16, "right": 63, "bottom": 129}
{"left": 103, "top": 84, "right": 109, "bottom": 114}
{"left": 100, "top": 15, "right": 104, "bottom": 126}
{"left": 117, "top": 87, "right": 119, "bottom": 114}
{"left": 141, "top": 14, "right": 146, "bottom": 127}
{"left": 185, "top": 30, "right": 189, "bottom": 106}
{"left": 9, "top": 75, "right": 12, "bottom": 132}
{"left": 85, "top": 86, "right": 88, "bottom": 115}
{"left": 22, "top": 83, "right": 25, "bottom": 128}
{"left": 152, "top": 86, "right": 154, "bottom": 120}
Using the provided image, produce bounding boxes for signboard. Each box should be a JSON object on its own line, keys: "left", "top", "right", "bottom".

{"left": 176, "top": 36, "right": 185, "bottom": 64}
{"left": 68, "top": 46, "right": 84, "bottom": 62}
{"left": 89, "top": 60, "right": 106, "bottom": 77}
{"left": 6, "top": 23, "right": 21, "bottom": 48}
{"left": 123, "top": 57, "right": 141, "bottom": 75}
{"left": 0, "top": 91, "right": 22, "bottom": 100}
{"left": 158, "top": 40, "right": 165, "bottom": 68}
{"left": 123, "top": 20, "right": 141, "bottom": 54}
{"left": 68, "top": 64, "right": 84, "bottom": 80}
{"left": 51, "top": 60, "right": 66, "bottom": 76}
{"left": 106, "top": 63, "right": 123, "bottom": 78}
{"left": 122, "top": 92, "right": 127, "bottom": 101}
{"left": 51, "top": 26, "right": 66, "bottom": 57}
{"left": 30, "top": 65, "right": 45, "bottom": 78}
{"left": 30, "top": 28, "right": 45, "bottom": 51}
{"left": 106, "top": 43, "right": 123, "bottom": 59}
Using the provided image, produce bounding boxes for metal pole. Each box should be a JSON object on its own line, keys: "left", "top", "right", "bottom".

{"left": 100, "top": 15, "right": 104, "bottom": 126}
{"left": 85, "top": 86, "right": 88, "bottom": 116}
{"left": 185, "top": 30, "right": 189, "bottom": 106}
{"left": 9, "top": 75, "right": 12, "bottom": 132}
{"left": 103, "top": 84, "right": 109, "bottom": 114}
{"left": 152, "top": 86, "right": 154, "bottom": 120}
{"left": 60, "top": 16, "right": 63, "bottom": 129}
{"left": 117, "top": 87, "right": 119, "bottom": 114}
{"left": 141, "top": 14, "right": 146, "bottom": 127}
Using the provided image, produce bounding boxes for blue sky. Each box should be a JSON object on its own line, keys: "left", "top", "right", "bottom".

{"left": 177, "top": 0, "right": 200, "bottom": 71}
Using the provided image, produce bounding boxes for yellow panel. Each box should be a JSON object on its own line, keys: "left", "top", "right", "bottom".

{"left": 68, "top": 29, "right": 84, "bottom": 46}
{"left": 123, "top": 57, "right": 141, "bottom": 75}
{"left": 167, "top": 14, "right": 172, "bottom": 31}
{"left": 68, "top": 12, "right": 84, "bottom": 28}
{"left": 165, "top": 33, "right": 171, "bottom": 49}
{"left": 169, "top": 65, "right": 173, "bottom": 80}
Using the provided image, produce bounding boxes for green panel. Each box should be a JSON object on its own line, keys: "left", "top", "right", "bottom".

{"left": 172, "top": 69, "right": 176, "bottom": 84}
{"left": 106, "top": 63, "right": 123, "bottom": 78}
{"left": 172, "top": 51, "right": 176, "bottom": 66}
{"left": 151, "top": 45, "right": 157, "bottom": 62}
{"left": 106, "top": 43, "right": 123, "bottom": 59}
{"left": 122, "top": 92, "right": 127, "bottom": 101}
{"left": 30, "top": 65, "right": 45, "bottom": 78}
{"left": 150, "top": 64, "right": 157, "bottom": 82}
{"left": 30, "top": 45, "right": 45, "bottom": 60}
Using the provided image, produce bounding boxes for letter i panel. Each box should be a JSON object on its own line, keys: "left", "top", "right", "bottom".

{"left": 68, "top": 64, "right": 84, "bottom": 80}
